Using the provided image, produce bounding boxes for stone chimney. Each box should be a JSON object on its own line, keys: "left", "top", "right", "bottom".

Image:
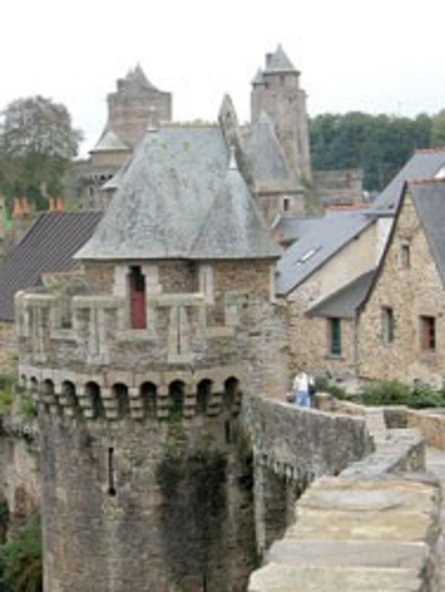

{"left": 12, "top": 196, "right": 33, "bottom": 245}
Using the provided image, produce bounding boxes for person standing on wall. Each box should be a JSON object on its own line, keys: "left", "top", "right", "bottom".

{"left": 293, "top": 368, "right": 314, "bottom": 408}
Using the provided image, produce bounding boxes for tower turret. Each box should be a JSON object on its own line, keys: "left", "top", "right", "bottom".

{"left": 251, "top": 45, "right": 311, "bottom": 183}
{"left": 16, "top": 122, "right": 287, "bottom": 591}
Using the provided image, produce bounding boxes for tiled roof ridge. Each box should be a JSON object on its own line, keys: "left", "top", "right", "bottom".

{"left": 415, "top": 146, "right": 445, "bottom": 154}
{"left": 326, "top": 203, "right": 371, "bottom": 211}
{"left": 408, "top": 177, "right": 445, "bottom": 186}
{"left": 161, "top": 121, "right": 217, "bottom": 128}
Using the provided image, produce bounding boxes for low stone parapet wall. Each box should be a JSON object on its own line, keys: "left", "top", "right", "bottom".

{"left": 407, "top": 409, "right": 445, "bottom": 450}
{"left": 246, "top": 396, "right": 373, "bottom": 481}
{"left": 248, "top": 428, "right": 441, "bottom": 592}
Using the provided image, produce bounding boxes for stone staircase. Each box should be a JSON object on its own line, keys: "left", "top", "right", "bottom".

{"left": 426, "top": 448, "right": 445, "bottom": 589}
{"left": 248, "top": 410, "right": 444, "bottom": 592}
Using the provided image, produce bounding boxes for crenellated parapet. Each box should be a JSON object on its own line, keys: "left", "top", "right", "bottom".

{"left": 18, "top": 362, "right": 244, "bottom": 423}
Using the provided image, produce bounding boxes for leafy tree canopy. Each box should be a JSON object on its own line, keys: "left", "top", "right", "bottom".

{"left": 0, "top": 95, "right": 83, "bottom": 210}
{"left": 310, "top": 111, "right": 433, "bottom": 191}
{"left": 0, "top": 512, "right": 42, "bottom": 592}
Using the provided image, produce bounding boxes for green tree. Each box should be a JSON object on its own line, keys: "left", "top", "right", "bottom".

{"left": 430, "top": 109, "right": 445, "bottom": 147}
{"left": 0, "top": 512, "right": 42, "bottom": 592}
{"left": 310, "top": 111, "right": 432, "bottom": 192}
{"left": 0, "top": 96, "right": 83, "bottom": 210}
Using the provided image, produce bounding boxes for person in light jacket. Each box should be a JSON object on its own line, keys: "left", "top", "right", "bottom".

{"left": 293, "top": 369, "right": 314, "bottom": 408}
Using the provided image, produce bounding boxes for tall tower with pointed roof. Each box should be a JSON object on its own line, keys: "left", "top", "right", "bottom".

{"left": 17, "top": 122, "right": 288, "bottom": 591}
{"left": 108, "top": 64, "right": 172, "bottom": 147}
{"left": 251, "top": 45, "right": 311, "bottom": 184}
{"left": 70, "top": 65, "right": 172, "bottom": 209}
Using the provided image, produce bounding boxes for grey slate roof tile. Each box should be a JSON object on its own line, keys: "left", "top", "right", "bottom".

{"left": 276, "top": 209, "right": 376, "bottom": 296}
{"left": 190, "top": 156, "right": 280, "bottom": 259}
{"left": 373, "top": 148, "right": 445, "bottom": 212}
{"left": 264, "top": 45, "right": 298, "bottom": 74}
{"left": 76, "top": 125, "right": 229, "bottom": 260}
{"left": 409, "top": 179, "right": 445, "bottom": 286}
{"left": 244, "top": 112, "right": 297, "bottom": 190}
{"left": 91, "top": 126, "right": 130, "bottom": 153}
{"left": 0, "top": 211, "right": 102, "bottom": 321}
{"left": 307, "top": 269, "right": 376, "bottom": 318}
{"left": 252, "top": 68, "right": 265, "bottom": 85}
{"left": 76, "top": 124, "right": 278, "bottom": 262}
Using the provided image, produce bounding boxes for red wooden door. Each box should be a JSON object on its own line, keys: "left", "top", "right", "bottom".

{"left": 129, "top": 267, "right": 146, "bottom": 329}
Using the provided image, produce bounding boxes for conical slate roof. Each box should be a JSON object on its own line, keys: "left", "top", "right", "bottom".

{"left": 251, "top": 68, "right": 265, "bottom": 85}
{"left": 264, "top": 45, "right": 298, "bottom": 74}
{"left": 76, "top": 125, "right": 279, "bottom": 262}
{"left": 125, "top": 63, "right": 157, "bottom": 90}
{"left": 91, "top": 125, "right": 130, "bottom": 153}
{"left": 244, "top": 111, "right": 294, "bottom": 186}
{"left": 190, "top": 153, "right": 280, "bottom": 259}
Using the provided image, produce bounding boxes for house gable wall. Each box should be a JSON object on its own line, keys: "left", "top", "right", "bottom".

{"left": 358, "top": 191, "right": 445, "bottom": 385}
{"left": 286, "top": 222, "right": 377, "bottom": 377}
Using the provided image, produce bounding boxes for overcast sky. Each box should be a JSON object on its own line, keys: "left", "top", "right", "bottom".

{"left": 1, "top": 0, "right": 444, "bottom": 154}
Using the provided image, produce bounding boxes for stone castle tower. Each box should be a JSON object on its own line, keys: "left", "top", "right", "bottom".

{"left": 106, "top": 63, "right": 172, "bottom": 147}
{"left": 251, "top": 45, "right": 311, "bottom": 184}
{"left": 71, "top": 65, "right": 172, "bottom": 209}
{"left": 16, "top": 124, "right": 288, "bottom": 591}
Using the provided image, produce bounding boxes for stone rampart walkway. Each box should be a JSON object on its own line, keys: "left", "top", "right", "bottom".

{"left": 248, "top": 408, "right": 444, "bottom": 592}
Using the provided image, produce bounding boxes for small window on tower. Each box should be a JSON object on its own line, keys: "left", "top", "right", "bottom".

{"left": 400, "top": 244, "right": 410, "bottom": 268}
{"left": 283, "top": 197, "right": 290, "bottom": 212}
{"left": 129, "top": 266, "right": 147, "bottom": 329}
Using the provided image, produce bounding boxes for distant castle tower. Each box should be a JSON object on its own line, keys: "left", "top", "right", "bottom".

{"left": 70, "top": 65, "right": 172, "bottom": 210}
{"left": 17, "top": 124, "right": 287, "bottom": 591}
{"left": 107, "top": 63, "right": 172, "bottom": 147}
{"left": 251, "top": 45, "right": 311, "bottom": 184}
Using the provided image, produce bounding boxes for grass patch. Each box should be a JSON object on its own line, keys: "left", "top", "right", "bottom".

{"left": 0, "top": 374, "right": 16, "bottom": 416}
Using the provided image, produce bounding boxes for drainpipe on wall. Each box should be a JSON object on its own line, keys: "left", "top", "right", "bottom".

{"left": 353, "top": 311, "right": 360, "bottom": 378}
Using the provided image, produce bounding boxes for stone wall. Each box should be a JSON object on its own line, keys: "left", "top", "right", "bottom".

{"left": 0, "top": 321, "right": 18, "bottom": 375}
{"left": 39, "top": 408, "right": 256, "bottom": 592}
{"left": 244, "top": 396, "right": 372, "bottom": 555}
{"left": 0, "top": 408, "right": 39, "bottom": 533}
{"left": 358, "top": 191, "right": 445, "bottom": 385}
{"left": 312, "top": 169, "right": 364, "bottom": 205}
{"left": 407, "top": 409, "right": 445, "bottom": 449}
{"left": 286, "top": 221, "right": 378, "bottom": 378}
{"left": 248, "top": 427, "right": 441, "bottom": 592}
{"left": 17, "top": 259, "right": 288, "bottom": 400}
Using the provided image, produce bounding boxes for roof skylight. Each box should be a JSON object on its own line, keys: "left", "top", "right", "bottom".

{"left": 296, "top": 246, "right": 321, "bottom": 265}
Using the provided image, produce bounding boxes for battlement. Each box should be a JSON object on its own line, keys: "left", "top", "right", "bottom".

{"left": 18, "top": 362, "right": 243, "bottom": 422}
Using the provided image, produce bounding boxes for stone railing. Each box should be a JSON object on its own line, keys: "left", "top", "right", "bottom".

{"left": 407, "top": 408, "right": 445, "bottom": 450}
{"left": 248, "top": 418, "right": 441, "bottom": 592}
{"left": 244, "top": 396, "right": 373, "bottom": 555}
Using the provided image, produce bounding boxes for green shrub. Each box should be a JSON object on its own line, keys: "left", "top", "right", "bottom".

{"left": 0, "top": 512, "right": 42, "bottom": 592}
{"left": 410, "top": 383, "right": 445, "bottom": 409}
{"left": 0, "top": 374, "right": 16, "bottom": 416}
{"left": 360, "top": 380, "right": 411, "bottom": 406}
{"left": 313, "top": 375, "right": 347, "bottom": 399}
{"left": 19, "top": 394, "right": 37, "bottom": 421}
{"left": 359, "top": 379, "right": 445, "bottom": 409}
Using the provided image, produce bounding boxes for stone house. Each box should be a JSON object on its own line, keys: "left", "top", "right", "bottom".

{"left": 358, "top": 178, "right": 445, "bottom": 386}
{"left": 276, "top": 146, "right": 445, "bottom": 382}
{"left": 275, "top": 208, "right": 389, "bottom": 378}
